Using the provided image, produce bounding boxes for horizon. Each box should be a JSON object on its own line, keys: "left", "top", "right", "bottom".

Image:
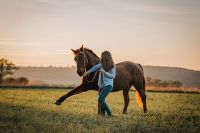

{"left": 15, "top": 64, "right": 200, "bottom": 72}
{"left": 1, "top": 0, "right": 200, "bottom": 70}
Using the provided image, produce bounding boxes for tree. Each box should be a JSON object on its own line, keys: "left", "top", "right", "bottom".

{"left": 146, "top": 77, "right": 152, "bottom": 86}
{"left": 0, "top": 59, "right": 19, "bottom": 84}
{"left": 171, "top": 80, "right": 182, "bottom": 88}
{"left": 16, "top": 77, "right": 29, "bottom": 85}
{"left": 153, "top": 79, "right": 162, "bottom": 87}
{"left": 4, "top": 77, "right": 15, "bottom": 84}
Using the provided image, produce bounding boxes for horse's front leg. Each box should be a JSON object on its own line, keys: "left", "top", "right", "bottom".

{"left": 55, "top": 84, "right": 87, "bottom": 105}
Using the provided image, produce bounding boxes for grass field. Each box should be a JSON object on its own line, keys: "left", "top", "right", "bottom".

{"left": 0, "top": 88, "right": 199, "bottom": 133}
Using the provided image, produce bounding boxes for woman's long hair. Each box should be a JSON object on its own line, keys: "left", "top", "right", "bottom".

{"left": 101, "top": 51, "right": 114, "bottom": 72}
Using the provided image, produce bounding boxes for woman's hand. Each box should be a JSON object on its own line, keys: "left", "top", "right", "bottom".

{"left": 100, "top": 69, "right": 105, "bottom": 73}
{"left": 83, "top": 71, "right": 88, "bottom": 77}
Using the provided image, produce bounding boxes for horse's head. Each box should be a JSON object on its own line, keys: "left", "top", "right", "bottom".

{"left": 71, "top": 45, "right": 100, "bottom": 77}
{"left": 71, "top": 45, "right": 87, "bottom": 76}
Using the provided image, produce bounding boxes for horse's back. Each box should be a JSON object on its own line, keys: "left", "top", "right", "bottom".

{"left": 112, "top": 61, "right": 144, "bottom": 92}
{"left": 116, "top": 61, "right": 143, "bottom": 74}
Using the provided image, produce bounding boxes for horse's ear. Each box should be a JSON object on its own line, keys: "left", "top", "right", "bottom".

{"left": 80, "top": 44, "right": 84, "bottom": 52}
{"left": 71, "top": 49, "right": 77, "bottom": 54}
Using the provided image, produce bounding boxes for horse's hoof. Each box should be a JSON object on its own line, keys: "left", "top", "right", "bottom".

{"left": 55, "top": 101, "right": 61, "bottom": 105}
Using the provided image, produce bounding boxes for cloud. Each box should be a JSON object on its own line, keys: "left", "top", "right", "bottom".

{"left": 110, "top": 0, "right": 194, "bottom": 16}
{"left": 0, "top": 40, "right": 41, "bottom": 46}
{"left": 133, "top": 4, "right": 188, "bottom": 16}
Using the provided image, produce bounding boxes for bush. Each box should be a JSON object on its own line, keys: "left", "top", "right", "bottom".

{"left": 1, "top": 77, "right": 29, "bottom": 86}
{"left": 4, "top": 77, "right": 15, "bottom": 84}
{"left": 16, "top": 77, "right": 29, "bottom": 85}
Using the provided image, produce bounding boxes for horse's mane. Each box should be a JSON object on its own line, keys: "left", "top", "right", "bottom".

{"left": 84, "top": 48, "right": 100, "bottom": 59}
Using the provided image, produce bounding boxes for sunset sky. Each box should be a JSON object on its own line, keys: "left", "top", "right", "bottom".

{"left": 0, "top": 0, "right": 200, "bottom": 70}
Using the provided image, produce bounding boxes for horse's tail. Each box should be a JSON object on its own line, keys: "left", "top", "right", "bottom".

{"left": 136, "top": 72, "right": 146, "bottom": 108}
{"left": 143, "top": 75, "right": 146, "bottom": 91}
{"left": 136, "top": 91, "right": 143, "bottom": 108}
{"left": 138, "top": 63, "right": 143, "bottom": 71}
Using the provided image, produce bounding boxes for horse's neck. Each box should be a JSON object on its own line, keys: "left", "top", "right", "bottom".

{"left": 88, "top": 57, "right": 100, "bottom": 69}
{"left": 86, "top": 52, "right": 100, "bottom": 70}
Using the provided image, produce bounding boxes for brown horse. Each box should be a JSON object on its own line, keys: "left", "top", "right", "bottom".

{"left": 55, "top": 45, "right": 147, "bottom": 113}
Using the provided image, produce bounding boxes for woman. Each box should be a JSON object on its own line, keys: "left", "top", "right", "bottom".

{"left": 84, "top": 51, "right": 116, "bottom": 116}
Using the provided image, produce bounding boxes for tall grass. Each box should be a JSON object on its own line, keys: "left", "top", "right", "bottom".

{"left": 0, "top": 88, "right": 199, "bottom": 133}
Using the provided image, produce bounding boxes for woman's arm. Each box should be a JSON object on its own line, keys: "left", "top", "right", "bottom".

{"left": 87, "top": 63, "right": 102, "bottom": 74}
{"left": 104, "top": 67, "right": 116, "bottom": 79}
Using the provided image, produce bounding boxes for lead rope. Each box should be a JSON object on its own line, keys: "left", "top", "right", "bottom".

{"left": 84, "top": 70, "right": 99, "bottom": 83}
{"left": 98, "top": 71, "right": 103, "bottom": 115}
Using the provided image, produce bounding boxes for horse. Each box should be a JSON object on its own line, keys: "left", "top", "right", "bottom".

{"left": 55, "top": 45, "right": 147, "bottom": 113}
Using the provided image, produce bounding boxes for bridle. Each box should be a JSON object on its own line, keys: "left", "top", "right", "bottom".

{"left": 81, "top": 48, "right": 88, "bottom": 73}
{"left": 81, "top": 48, "right": 99, "bottom": 83}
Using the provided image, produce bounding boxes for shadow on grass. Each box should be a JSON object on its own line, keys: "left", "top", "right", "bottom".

{"left": 0, "top": 102, "right": 199, "bottom": 133}
{"left": 0, "top": 102, "right": 139, "bottom": 133}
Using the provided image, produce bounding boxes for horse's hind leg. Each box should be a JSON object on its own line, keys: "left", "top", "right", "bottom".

{"left": 122, "top": 87, "right": 130, "bottom": 114}
{"left": 134, "top": 81, "right": 147, "bottom": 113}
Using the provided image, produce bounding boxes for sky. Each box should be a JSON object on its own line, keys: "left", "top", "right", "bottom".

{"left": 0, "top": 0, "right": 200, "bottom": 70}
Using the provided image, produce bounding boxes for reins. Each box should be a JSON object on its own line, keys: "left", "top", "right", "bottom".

{"left": 81, "top": 48, "right": 102, "bottom": 115}
{"left": 83, "top": 70, "right": 99, "bottom": 83}
{"left": 82, "top": 48, "right": 99, "bottom": 83}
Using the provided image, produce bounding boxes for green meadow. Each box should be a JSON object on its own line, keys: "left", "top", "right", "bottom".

{"left": 0, "top": 88, "right": 199, "bottom": 133}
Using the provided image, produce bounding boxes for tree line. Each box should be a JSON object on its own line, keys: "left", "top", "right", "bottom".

{"left": 146, "top": 77, "right": 182, "bottom": 88}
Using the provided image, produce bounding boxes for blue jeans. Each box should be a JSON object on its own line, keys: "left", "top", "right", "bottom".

{"left": 98, "top": 85, "right": 113, "bottom": 116}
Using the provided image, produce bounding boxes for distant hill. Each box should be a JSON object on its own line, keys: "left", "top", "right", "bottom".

{"left": 143, "top": 66, "right": 200, "bottom": 88}
{"left": 13, "top": 66, "right": 81, "bottom": 86}
{"left": 13, "top": 66, "right": 200, "bottom": 88}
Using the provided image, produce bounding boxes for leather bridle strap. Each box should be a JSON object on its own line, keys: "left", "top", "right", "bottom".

{"left": 82, "top": 48, "right": 98, "bottom": 83}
